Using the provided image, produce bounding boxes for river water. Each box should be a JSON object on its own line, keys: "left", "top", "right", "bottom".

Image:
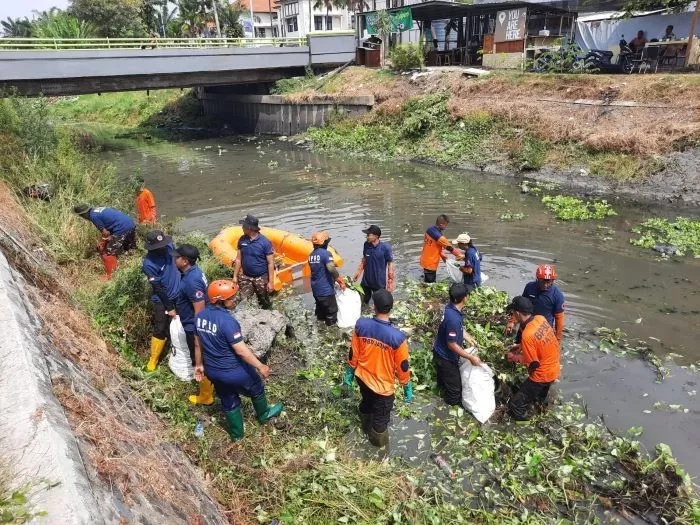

{"left": 106, "top": 135, "right": 700, "bottom": 477}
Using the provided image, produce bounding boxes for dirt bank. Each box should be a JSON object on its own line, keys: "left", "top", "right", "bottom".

{"left": 285, "top": 67, "right": 700, "bottom": 204}
{"left": 0, "top": 182, "right": 227, "bottom": 524}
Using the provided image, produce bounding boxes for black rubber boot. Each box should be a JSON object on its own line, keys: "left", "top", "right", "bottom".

{"left": 368, "top": 427, "right": 389, "bottom": 448}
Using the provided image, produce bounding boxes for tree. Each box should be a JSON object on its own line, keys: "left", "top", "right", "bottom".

{"left": 32, "top": 11, "right": 97, "bottom": 38}
{"left": 217, "top": 2, "right": 244, "bottom": 37}
{"left": 1, "top": 17, "right": 32, "bottom": 37}
{"left": 347, "top": 0, "right": 369, "bottom": 13}
{"left": 313, "top": 0, "right": 334, "bottom": 29}
{"left": 68, "top": 0, "right": 147, "bottom": 37}
{"left": 373, "top": 9, "right": 391, "bottom": 65}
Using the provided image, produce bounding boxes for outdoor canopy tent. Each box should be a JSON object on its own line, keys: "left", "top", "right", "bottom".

{"left": 575, "top": 3, "right": 698, "bottom": 52}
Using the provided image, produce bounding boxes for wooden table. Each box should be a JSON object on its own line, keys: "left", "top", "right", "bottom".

{"left": 646, "top": 39, "right": 700, "bottom": 67}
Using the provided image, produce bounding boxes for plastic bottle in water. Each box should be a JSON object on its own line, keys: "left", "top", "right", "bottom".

{"left": 194, "top": 419, "right": 204, "bottom": 438}
{"left": 430, "top": 453, "right": 456, "bottom": 478}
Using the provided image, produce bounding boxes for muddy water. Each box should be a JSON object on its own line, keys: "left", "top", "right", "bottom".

{"left": 107, "top": 136, "right": 700, "bottom": 476}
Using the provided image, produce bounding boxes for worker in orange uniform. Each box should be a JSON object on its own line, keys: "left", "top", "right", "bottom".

{"left": 343, "top": 290, "right": 412, "bottom": 447}
{"left": 506, "top": 264, "right": 565, "bottom": 342}
{"left": 505, "top": 296, "right": 560, "bottom": 421}
{"left": 420, "top": 214, "right": 462, "bottom": 283}
{"left": 135, "top": 176, "right": 157, "bottom": 225}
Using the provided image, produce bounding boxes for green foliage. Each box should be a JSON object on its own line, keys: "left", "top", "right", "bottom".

{"left": 0, "top": 97, "right": 57, "bottom": 158}
{"left": 1, "top": 17, "right": 32, "bottom": 37}
{"left": 68, "top": 0, "right": 146, "bottom": 37}
{"left": 389, "top": 43, "right": 424, "bottom": 71}
{"left": 541, "top": 195, "right": 617, "bottom": 221}
{"left": 32, "top": 11, "right": 97, "bottom": 38}
{"left": 514, "top": 135, "right": 548, "bottom": 171}
{"left": 630, "top": 217, "right": 700, "bottom": 256}
{"left": 400, "top": 92, "right": 449, "bottom": 138}
{"left": 531, "top": 43, "right": 593, "bottom": 74}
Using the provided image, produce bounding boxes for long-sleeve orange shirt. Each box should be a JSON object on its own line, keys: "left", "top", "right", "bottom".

{"left": 420, "top": 225, "right": 456, "bottom": 271}
{"left": 520, "top": 315, "right": 560, "bottom": 384}
{"left": 136, "top": 188, "right": 157, "bottom": 225}
{"left": 348, "top": 317, "right": 410, "bottom": 396}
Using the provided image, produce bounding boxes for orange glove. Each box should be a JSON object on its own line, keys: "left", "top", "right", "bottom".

{"left": 554, "top": 312, "right": 565, "bottom": 341}
{"left": 506, "top": 352, "right": 523, "bottom": 364}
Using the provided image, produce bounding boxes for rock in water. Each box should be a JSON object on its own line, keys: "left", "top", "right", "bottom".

{"left": 234, "top": 306, "right": 289, "bottom": 361}
{"left": 652, "top": 244, "right": 678, "bottom": 256}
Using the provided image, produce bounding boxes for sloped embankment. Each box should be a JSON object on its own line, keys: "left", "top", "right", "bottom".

{"left": 0, "top": 182, "right": 226, "bottom": 524}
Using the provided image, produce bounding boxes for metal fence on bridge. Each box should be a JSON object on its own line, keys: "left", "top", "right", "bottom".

{"left": 0, "top": 37, "right": 308, "bottom": 51}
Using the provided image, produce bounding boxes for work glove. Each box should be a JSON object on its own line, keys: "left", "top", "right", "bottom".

{"left": 403, "top": 381, "right": 413, "bottom": 403}
{"left": 506, "top": 352, "right": 523, "bottom": 364}
{"left": 343, "top": 365, "right": 355, "bottom": 387}
{"left": 341, "top": 365, "right": 355, "bottom": 397}
{"left": 505, "top": 322, "right": 516, "bottom": 336}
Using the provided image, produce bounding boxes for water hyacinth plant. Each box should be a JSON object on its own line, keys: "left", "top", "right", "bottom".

{"left": 630, "top": 217, "right": 700, "bottom": 256}
{"left": 541, "top": 195, "right": 617, "bottom": 221}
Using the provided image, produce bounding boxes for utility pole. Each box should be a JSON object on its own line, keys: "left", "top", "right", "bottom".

{"left": 686, "top": 0, "right": 699, "bottom": 67}
{"left": 212, "top": 0, "right": 222, "bottom": 37}
{"left": 249, "top": 0, "right": 255, "bottom": 36}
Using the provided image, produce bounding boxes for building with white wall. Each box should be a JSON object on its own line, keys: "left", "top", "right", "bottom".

{"left": 277, "top": 0, "right": 355, "bottom": 37}
{"left": 240, "top": 0, "right": 281, "bottom": 37}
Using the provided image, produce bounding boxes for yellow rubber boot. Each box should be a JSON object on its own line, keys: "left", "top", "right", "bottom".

{"left": 146, "top": 337, "right": 167, "bottom": 372}
{"left": 189, "top": 377, "right": 215, "bottom": 405}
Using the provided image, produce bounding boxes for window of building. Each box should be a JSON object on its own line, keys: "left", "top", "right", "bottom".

{"left": 314, "top": 15, "right": 323, "bottom": 31}
{"left": 273, "top": 27, "right": 279, "bottom": 37}
{"left": 326, "top": 16, "right": 332, "bottom": 30}
{"left": 286, "top": 16, "right": 298, "bottom": 33}
{"left": 257, "top": 28, "right": 266, "bottom": 37}
{"left": 351, "top": 14, "right": 355, "bottom": 30}
{"left": 282, "top": 2, "right": 298, "bottom": 17}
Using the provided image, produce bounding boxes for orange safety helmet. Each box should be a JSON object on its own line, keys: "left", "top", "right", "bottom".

{"left": 207, "top": 280, "right": 238, "bottom": 303}
{"left": 536, "top": 264, "right": 557, "bottom": 280}
{"left": 311, "top": 231, "right": 330, "bottom": 245}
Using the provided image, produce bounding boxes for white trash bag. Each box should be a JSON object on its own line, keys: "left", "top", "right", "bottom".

{"left": 336, "top": 288, "right": 362, "bottom": 329}
{"left": 168, "top": 316, "right": 194, "bottom": 381}
{"left": 444, "top": 259, "right": 489, "bottom": 285}
{"left": 459, "top": 348, "right": 496, "bottom": 423}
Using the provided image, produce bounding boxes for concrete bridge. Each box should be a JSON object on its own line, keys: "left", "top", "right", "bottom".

{"left": 0, "top": 34, "right": 356, "bottom": 96}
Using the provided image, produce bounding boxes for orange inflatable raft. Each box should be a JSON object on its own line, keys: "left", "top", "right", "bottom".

{"left": 209, "top": 226, "right": 344, "bottom": 291}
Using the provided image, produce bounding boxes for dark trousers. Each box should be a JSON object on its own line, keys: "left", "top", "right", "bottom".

{"left": 423, "top": 269, "right": 437, "bottom": 283}
{"left": 509, "top": 378, "right": 552, "bottom": 421}
{"left": 360, "top": 283, "right": 382, "bottom": 305}
{"left": 314, "top": 294, "right": 338, "bottom": 325}
{"left": 239, "top": 273, "right": 272, "bottom": 310}
{"left": 103, "top": 228, "right": 136, "bottom": 256}
{"left": 206, "top": 365, "right": 265, "bottom": 412}
{"left": 356, "top": 377, "right": 394, "bottom": 433}
{"left": 152, "top": 301, "right": 171, "bottom": 340}
{"left": 185, "top": 331, "right": 196, "bottom": 366}
{"left": 434, "top": 355, "right": 462, "bottom": 406}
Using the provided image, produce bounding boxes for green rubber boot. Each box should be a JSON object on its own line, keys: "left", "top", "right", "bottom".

{"left": 368, "top": 427, "right": 389, "bottom": 448}
{"left": 359, "top": 412, "right": 372, "bottom": 434}
{"left": 252, "top": 392, "right": 283, "bottom": 424}
{"left": 224, "top": 407, "right": 244, "bottom": 441}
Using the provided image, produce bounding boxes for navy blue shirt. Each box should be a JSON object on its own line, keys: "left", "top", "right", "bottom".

{"left": 238, "top": 234, "right": 274, "bottom": 277}
{"left": 195, "top": 305, "right": 245, "bottom": 373}
{"left": 88, "top": 207, "right": 135, "bottom": 236}
{"left": 432, "top": 303, "right": 464, "bottom": 362}
{"left": 176, "top": 265, "right": 208, "bottom": 333}
{"left": 309, "top": 247, "right": 336, "bottom": 298}
{"left": 361, "top": 241, "right": 393, "bottom": 289}
{"left": 522, "top": 281, "right": 565, "bottom": 328}
{"left": 142, "top": 246, "right": 181, "bottom": 304}
{"left": 463, "top": 246, "right": 482, "bottom": 287}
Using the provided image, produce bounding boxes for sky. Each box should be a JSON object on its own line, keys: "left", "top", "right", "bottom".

{"left": 1, "top": 0, "right": 69, "bottom": 20}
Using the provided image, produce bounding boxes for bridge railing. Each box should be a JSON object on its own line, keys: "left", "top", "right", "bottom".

{"left": 0, "top": 37, "right": 308, "bottom": 51}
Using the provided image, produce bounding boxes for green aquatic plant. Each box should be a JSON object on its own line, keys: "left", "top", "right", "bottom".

{"left": 541, "top": 195, "right": 617, "bottom": 221}
{"left": 630, "top": 217, "right": 700, "bottom": 256}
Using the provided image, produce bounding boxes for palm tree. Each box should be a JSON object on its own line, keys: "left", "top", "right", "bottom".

{"left": 347, "top": 0, "right": 369, "bottom": 13}
{"left": 32, "top": 12, "right": 97, "bottom": 39}
{"left": 1, "top": 17, "right": 32, "bottom": 37}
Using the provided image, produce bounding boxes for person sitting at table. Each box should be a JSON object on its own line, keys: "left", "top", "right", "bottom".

{"left": 661, "top": 25, "right": 675, "bottom": 41}
{"left": 629, "top": 30, "right": 648, "bottom": 53}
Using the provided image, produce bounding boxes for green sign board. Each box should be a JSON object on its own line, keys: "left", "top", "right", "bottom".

{"left": 366, "top": 7, "right": 413, "bottom": 35}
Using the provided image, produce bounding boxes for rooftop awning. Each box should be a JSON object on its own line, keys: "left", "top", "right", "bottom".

{"left": 360, "top": 0, "right": 575, "bottom": 22}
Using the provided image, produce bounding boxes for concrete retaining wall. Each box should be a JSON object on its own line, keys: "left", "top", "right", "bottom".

{"left": 200, "top": 92, "right": 374, "bottom": 135}
{"left": 0, "top": 250, "right": 100, "bottom": 523}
